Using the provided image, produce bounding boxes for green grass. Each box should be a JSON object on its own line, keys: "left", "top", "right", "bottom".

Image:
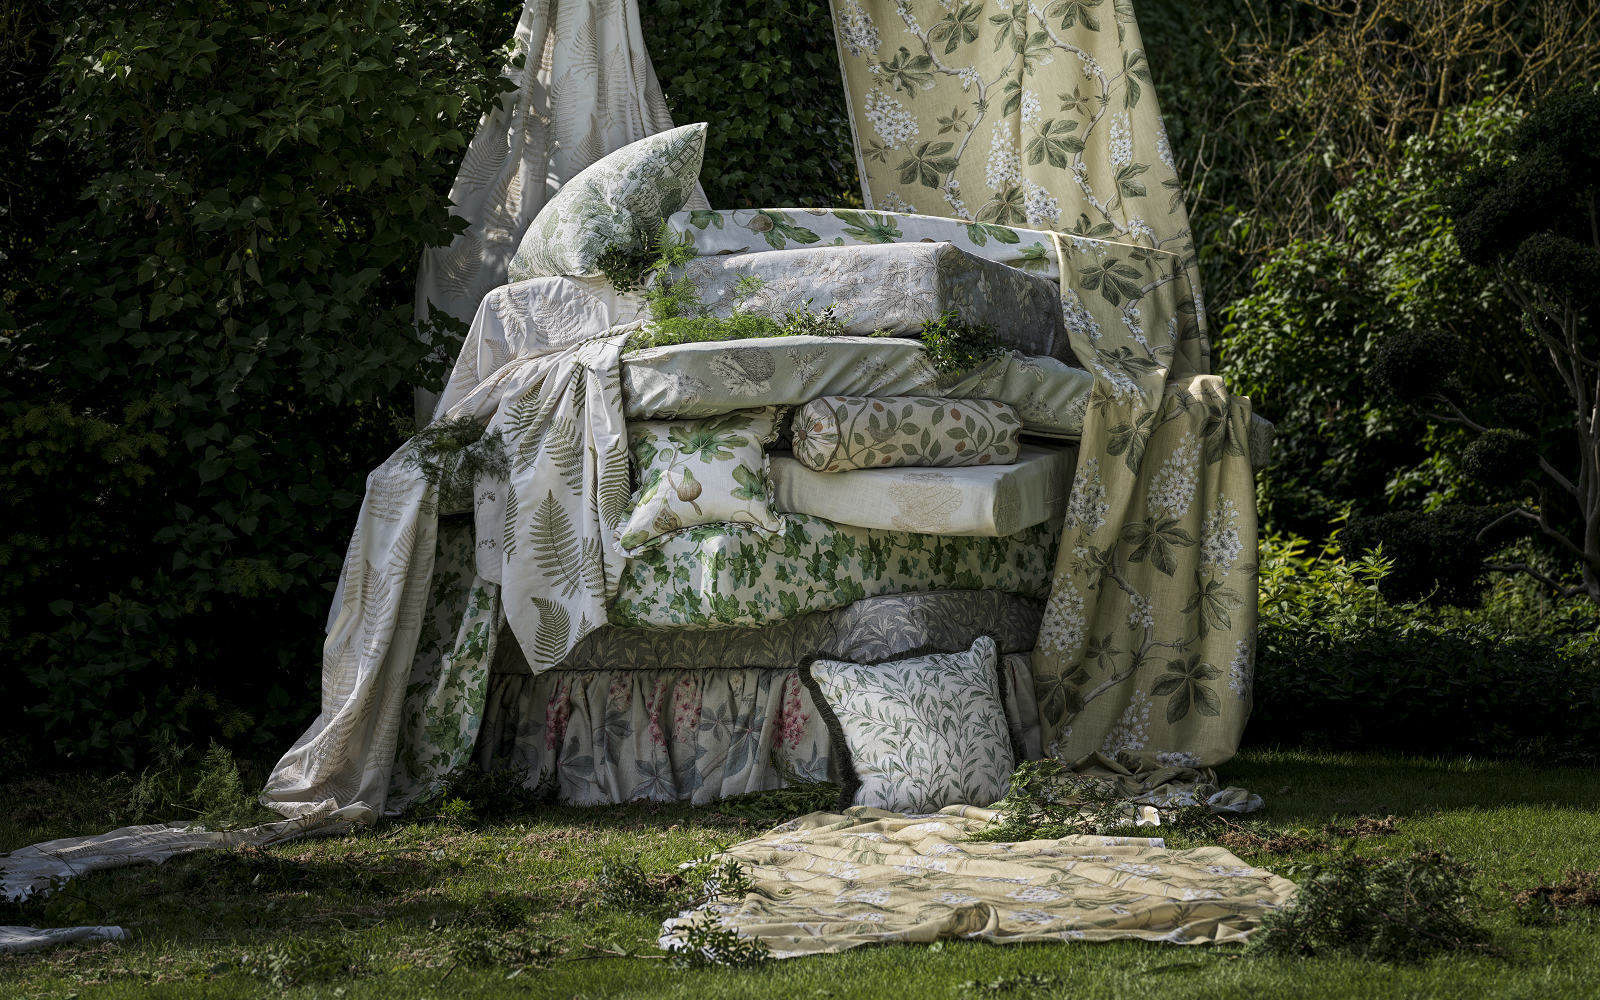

{"left": 3, "top": 748, "right": 1600, "bottom": 998}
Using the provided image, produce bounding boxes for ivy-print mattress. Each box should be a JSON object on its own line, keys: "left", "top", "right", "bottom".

{"left": 606, "top": 512, "right": 1061, "bottom": 630}
{"left": 670, "top": 241, "right": 1074, "bottom": 365}
{"left": 621, "top": 335, "right": 1093, "bottom": 439}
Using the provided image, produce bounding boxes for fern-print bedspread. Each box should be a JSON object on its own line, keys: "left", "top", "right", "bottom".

{"left": 607, "top": 512, "right": 1061, "bottom": 630}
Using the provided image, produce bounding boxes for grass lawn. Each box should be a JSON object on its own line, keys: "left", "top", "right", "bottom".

{"left": 3, "top": 747, "right": 1600, "bottom": 999}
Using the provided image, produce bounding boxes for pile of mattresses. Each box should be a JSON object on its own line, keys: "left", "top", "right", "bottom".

{"left": 428, "top": 124, "right": 1271, "bottom": 810}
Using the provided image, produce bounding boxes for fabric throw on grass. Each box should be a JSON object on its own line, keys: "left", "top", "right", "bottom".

{"left": 660, "top": 806, "right": 1297, "bottom": 958}
{"left": 0, "top": 925, "right": 130, "bottom": 954}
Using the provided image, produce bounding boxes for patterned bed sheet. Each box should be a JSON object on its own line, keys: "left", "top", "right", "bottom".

{"left": 606, "top": 512, "right": 1061, "bottom": 631}
{"left": 621, "top": 335, "right": 1093, "bottom": 439}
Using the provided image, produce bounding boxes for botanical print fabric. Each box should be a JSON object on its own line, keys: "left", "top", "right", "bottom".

{"left": 809, "top": 635, "right": 1016, "bottom": 812}
{"left": 622, "top": 335, "right": 1095, "bottom": 439}
{"left": 824, "top": 0, "right": 1200, "bottom": 331}
{"left": 660, "top": 808, "right": 1297, "bottom": 957}
{"left": 264, "top": 443, "right": 440, "bottom": 823}
{"left": 793, "top": 395, "right": 1021, "bottom": 471}
{"left": 670, "top": 240, "right": 1074, "bottom": 364}
{"left": 607, "top": 512, "right": 1062, "bottom": 630}
{"left": 415, "top": 0, "right": 707, "bottom": 330}
{"left": 667, "top": 207, "right": 1070, "bottom": 280}
{"left": 383, "top": 518, "right": 499, "bottom": 812}
{"left": 501, "top": 590, "right": 1046, "bottom": 673}
{"left": 508, "top": 122, "right": 708, "bottom": 281}
{"left": 476, "top": 651, "right": 1042, "bottom": 807}
{"left": 618, "top": 407, "right": 785, "bottom": 551}
{"left": 769, "top": 443, "right": 1075, "bottom": 536}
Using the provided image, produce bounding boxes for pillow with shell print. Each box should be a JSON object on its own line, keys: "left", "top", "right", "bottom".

{"left": 793, "top": 395, "right": 1021, "bottom": 473}
{"left": 617, "top": 406, "right": 786, "bottom": 552}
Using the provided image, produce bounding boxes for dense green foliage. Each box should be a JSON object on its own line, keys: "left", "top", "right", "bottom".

{"left": 638, "top": 0, "right": 859, "bottom": 208}
{"left": 1248, "top": 530, "right": 1600, "bottom": 759}
{"left": 1, "top": 0, "right": 522, "bottom": 764}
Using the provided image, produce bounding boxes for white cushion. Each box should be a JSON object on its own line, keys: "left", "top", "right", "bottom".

{"left": 771, "top": 443, "right": 1076, "bottom": 536}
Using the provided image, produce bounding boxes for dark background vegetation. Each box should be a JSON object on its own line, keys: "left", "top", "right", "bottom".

{"left": 3, "top": 0, "right": 1598, "bottom": 771}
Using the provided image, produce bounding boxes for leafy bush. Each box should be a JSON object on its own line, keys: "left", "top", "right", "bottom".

{"left": 639, "top": 0, "right": 857, "bottom": 209}
{"left": 1251, "top": 849, "right": 1490, "bottom": 962}
{"left": 1345, "top": 504, "right": 1534, "bottom": 607}
{"left": 2, "top": 0, "right": 521, "bottom": 764}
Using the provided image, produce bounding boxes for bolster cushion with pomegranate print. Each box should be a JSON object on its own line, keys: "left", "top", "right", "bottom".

{"left": 792, "top": 395, "right": 1021, "bottom": 472}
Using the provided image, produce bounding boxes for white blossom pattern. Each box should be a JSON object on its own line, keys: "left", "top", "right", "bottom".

{"left": 1037, "top": 577, "right": 1085, "bottom": 656}
{"left": 1155, "top": 750, "right": 1203, "bottom": 768}
{"left": 838, "top": 0, "right": 882, "bottom": 57}
{"left": 1146, "top": 431, "right": 1199, "bottom": 518}
{"left": 1200, "top": 497, "right": 1242, "bottom": 576}
{"left": 1101, "top": 690, "right": 1151, "bottom": 753}
{"left": 1065, "top": 457, "right": 1109, "bottom": 534}
{"left": 1228, "top": 636, "right": 1254, "bottom": 701}
{"left": 986, "top": 123, "right": 1022, "bottom": 189}
{"left": 1023, "top": 179, "right": 1061, "bottom": 226}
{"left": 1108, "top": 111, "right": 1133, "bottom": 166}
{"left": 865, "top": 89, "right": 919, "bottom": 148}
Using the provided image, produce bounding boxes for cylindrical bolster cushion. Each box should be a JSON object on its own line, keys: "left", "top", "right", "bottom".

{"left": 792, "top": 395, "right": 1021, "bottom": 472}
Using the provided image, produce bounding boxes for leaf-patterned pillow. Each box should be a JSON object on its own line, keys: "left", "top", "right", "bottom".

{"left": 617, "top": 406, "right": 785, "bottom": 552}
{"left": 508, "top": 122, "right": 707, "bottom": 281}
{"left": 802, "top": 636, "right": 1017, "bottom": 813}
{"left": 793, "top": 395, "right": 1021, "bottom": 472}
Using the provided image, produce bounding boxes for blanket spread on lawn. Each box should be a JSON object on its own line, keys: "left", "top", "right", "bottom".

{"left": 660, "top": 807, "right": 1296, "bottom": 957}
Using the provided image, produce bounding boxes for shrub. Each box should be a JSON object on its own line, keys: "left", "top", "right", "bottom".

{"left": 1345, "top": 504, "right": 1533, "bottom": 607}
{"left": 2, "top": 0, "right": 520, "bottom": 764}
{"left": 1251, "top": 849, "right": 1490, "bottom": 962}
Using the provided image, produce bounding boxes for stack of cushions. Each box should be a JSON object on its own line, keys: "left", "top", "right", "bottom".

{"left": 802, "top": 635, "right": 1019, "bottom": 812}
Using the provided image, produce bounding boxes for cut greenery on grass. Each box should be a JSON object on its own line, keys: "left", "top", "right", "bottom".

{"left": 5, "top": 748, "right": 1600, "bottom": 998}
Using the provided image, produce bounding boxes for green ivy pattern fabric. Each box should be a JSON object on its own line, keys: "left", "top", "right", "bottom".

{"left": 618, "top": 407, "right": 785, "bottom": 551}
{"left": 507, "top": 122, "right": 706, "bottom": 281}
{"left": 660, "top": 808, "right": 1297, "bottom": 957}
{"left": 669, "top": 240, "right": 1074, "bottom": 364}
{"left": 824, "top": 0, "right": 1200, "bottom": 328}
{"left": 811, "top": 636, "right": 1015, "bottom": 811}
{"left": 384, "top": 518, "right": 499, "bottom": 812}
{"left": 622, "top": 335, "right": 1094, "bottom": 439}
{"left": 608, "top": 513, "right": 1061, "bottom": 630}
{"left": 794, "top": 395, "right": 1020, "bottom": 471}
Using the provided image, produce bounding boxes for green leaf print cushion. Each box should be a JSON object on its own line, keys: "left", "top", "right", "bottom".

{"left": 793, "top": 395, "right": 1021, "bottom": 472}
{"left": 508, "top": 122, "right": 707, "bottom": 281}
{"left": 801, "top": 635, "right": 1019, "bottom": 813}
{"left": 617, "top": 405, "right": 786, "bottom": 552}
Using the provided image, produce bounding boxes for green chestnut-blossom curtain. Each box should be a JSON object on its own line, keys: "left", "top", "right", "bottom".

{"left": 831, "top": 0, "right": 1257, "bottom": 765}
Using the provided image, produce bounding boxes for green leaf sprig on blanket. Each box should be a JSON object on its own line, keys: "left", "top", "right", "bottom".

{"left": 917, "top": 309, "right": 1009, "bottom": 375}
{"left": 965, "top": 759, "right": 1133, "bottom": 842}
{"left": 405, "top": 416, "right": 510, "bottom": 515}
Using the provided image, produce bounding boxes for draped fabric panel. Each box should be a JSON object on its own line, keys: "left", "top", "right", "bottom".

{"left": 413, "top": 0, "right": 707, "bottom": 417}
{"left": 828, "top": 0, "right": 1205, "bottom": 347}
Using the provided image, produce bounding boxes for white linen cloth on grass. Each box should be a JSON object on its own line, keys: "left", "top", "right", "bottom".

{"left": 0, "top": 815, "right": 353, "bottom": 902}
{"left": 0, "top": 926, "right": 129, "bottom": 954}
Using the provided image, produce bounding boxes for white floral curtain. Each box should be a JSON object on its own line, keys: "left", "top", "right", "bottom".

{"left": 829, "top": 1, "right": 1257, "bottom": 765}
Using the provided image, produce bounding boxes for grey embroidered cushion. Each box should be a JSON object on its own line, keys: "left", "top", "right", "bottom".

{"left": 793, "top": 395, "right": 1021, "bottom": 472}
{"left": 617, "top": 405, "right": 784, "bottom": 552}
{"left": 508, "top": 122, "right": 707, "bottom": 281}
{"left": 803, "top": 635, "right": 1017, "bottom": 812}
